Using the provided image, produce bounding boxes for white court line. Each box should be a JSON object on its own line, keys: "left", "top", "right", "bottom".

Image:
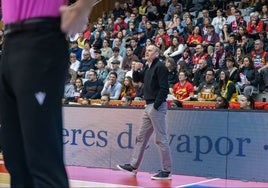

{"left": 70, "top": 179, "right": 140, "bottom": 188}
{"left": 176, "top": 178, "right": 220, "bottom": 188}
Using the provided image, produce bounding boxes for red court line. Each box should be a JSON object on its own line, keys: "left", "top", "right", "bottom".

{"left": 66, "top": 166, "right": 268, "bottom": 188}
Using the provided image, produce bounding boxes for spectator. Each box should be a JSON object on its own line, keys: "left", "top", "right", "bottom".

{"left": 165, "top": 58, "right": 178, "bottom": 94}
{"left": 154, "top": 28, "right": 171, "bottom": 47}
{"left": 193, "top": 59, "right": 210, "bottom": 91}
{"left": 202, "top": 24, "right": 220, "bottom": 55}
{"left": 229, "top": 9, "right": 247, "bottom": 34}
{"left": 113, "top": 37, "right": 126, "bottom": 57}
{"left": 186, "top": 26, "right": 203, "bottom": 52}
{"left": 73, "top": 78, "right": 84, "bottom": 99}
{"left": 196, "top": 9, "right": 211, "bottom": 29}
{"left": 164, "top": 0, "right": 180, "bottom": 21}
{"left": 130, "top": 37, "right": 143, "bottom": 60}
{"left": 77, "top": 51, "right": 95, "bottom": 78}
{"left": 138, "top": 0, "right": 147, "bottom": 16}
{"left": 122, "top": 46, "right": 140, "bottom": 71}
{"left": 226, "top": 56, "right": 239, "bottom": 82}
{"left": 120, "top": 76, "right": 136, "bottom": 99}
{"left": 251, "top": 39, "right": 268, "bottom": 92}
{"left": 192, "top": 44, "right": 212, "bottom": 73}
{"left": 247, "top": 11, "right": 264, "bottom": 39}
{"left": 107, "top": 47, "right": 123, "bottom": 70}
{"left": 239, "top": 94, "right": 255, "bottom": 110}
{"left": 225, "top": 33, "right": 238, "bottom": 56}
{"left": 197, "top": 68, "right": 218, "bottom": 101}
{"left": 172, "top": 70, "right": 194, "bottom": 103}
{"left": 164, "top": 36, "right": 185, "bottom": 62}
{"left": 177, "top": 47, "right": 193, "bottom": 71}
{"left": 63, "top": 73, "right": 75, "bottom": 103}
{"left": 234, "top": 47, "right": 246, "bottom": 67}
{"left": 211, "top": 42, "right": 227, "bottom": 78}
{"left": 101, "top": 39, "right": 113, "bottom": 60}
{"left": 211, "top": 9, "right": 226, "bottom": 34}
{"left": 69, "top": 41, "right": 83, "bottom": 61}
{"left": 95, "top": 60, "right": 109, "bottom": 83}
{"left": 69, "top": 53, "right": 80, "bottom": 72}
{"left": 101, "top": 71, "right": 122, "bottom": 100}
{"left": 145, "top": 21, "right": 155, "bottom": 40}
{"left": 112, "top": 1, "right": 124, "bottom": 20}
{"left": 217, "top": 70, "right": 238, "bottom": 102}
{"left": 215, "top": 95, "right": 229, "bottom": 109}
{"left": 121, "top": 95, "right": 133, "bottom": 106}
{"left": 82, "top": 70, "right": 104, "bottom": 99}
{"left": 236, "top": 56, "right": 260, "bottom": 96}
{"left": 240, "top": 34, "right": 255, "bottom": 56}
{"left": 146, "top": 0, "right": 158, "bottom": 21}
{"left": 100, "top": 94, "right": 110, "bottom": 106}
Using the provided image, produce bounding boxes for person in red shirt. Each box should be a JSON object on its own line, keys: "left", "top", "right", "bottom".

{"left": 172, "top": 71, "right": 194, "bottom": 102}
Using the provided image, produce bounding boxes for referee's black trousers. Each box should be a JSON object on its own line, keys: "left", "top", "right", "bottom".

{"left": 0, "top": 19, "right": 69, "bottom": 187}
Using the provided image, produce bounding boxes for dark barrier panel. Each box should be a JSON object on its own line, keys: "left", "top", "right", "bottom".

{"left": 63, "top": 106, "right": 268, "bottom": 182}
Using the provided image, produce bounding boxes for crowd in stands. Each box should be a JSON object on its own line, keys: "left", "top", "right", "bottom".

{"left": 63, "top": 0, "right": 268, "bottom": 110}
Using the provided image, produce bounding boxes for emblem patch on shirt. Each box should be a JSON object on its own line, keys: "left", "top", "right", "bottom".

{"left": 35, "top": 92, "right": 46, "bottom": 105}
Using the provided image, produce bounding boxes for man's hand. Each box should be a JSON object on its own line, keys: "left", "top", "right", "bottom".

{"left": 60, "top": 0, "right": 100, "bottom": 34}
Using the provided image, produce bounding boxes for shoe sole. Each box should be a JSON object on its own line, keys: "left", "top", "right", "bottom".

{"left": 116, "top": 165, "right": 137, "bottom": 176}
{"left": 151, "top": 176, "right": 172, "bottom": 180}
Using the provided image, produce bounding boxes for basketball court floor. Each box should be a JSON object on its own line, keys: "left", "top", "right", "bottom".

{"left": 1, "top": 165, "right": 268, "bottom": 187}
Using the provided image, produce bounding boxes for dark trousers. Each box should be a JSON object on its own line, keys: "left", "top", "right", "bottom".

{"left": 0, "top": 20, "right": 69, "bottom": 187}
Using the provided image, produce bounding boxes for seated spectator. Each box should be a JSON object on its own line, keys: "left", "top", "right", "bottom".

{"left": 121, "top": 95, "right": 132, "bottom": 107}
{"left": 146, "top": 0, "right": 158, "bottom": 21}
{"left": 101, "top": 39, "right": 113, "bottom": 60}
{"left": 73, "top": 78, "right": 84, "bottom": 99}
{"left": 107, "top": 47, "right": 123, "bottom": 70}
{"left": 105, "top": 59, "right": 125, "bottom": 84}
{"left": 100, "top": 94, "right": 110, "bottom": 106}
{"left": 197, "top": 69, "right": 218, "bottom": 101}
{"left": 225, "top": 34, "right": 238, "bottom": 56}
{"left": 186, "top": 26, "right": 203, "bottom": 51}
{"left": 251, "top": 39, "right": 268, "bottom": 92}
{"left": 240, "top": 34, "right": 254, "bottom": 55}
{"left": 164, "top": 0, "right": 181, "bottom": 22}
{"left": 69, "top": 41, "right": 83, "bottom": 61}
{"left": 145, "top": 21, "right": 155, "bottom": 40}
{"left": 234, "top": 46, "right": 246, "bottom": 67}
{"left": 247, "top": 11, "right": 264, "bottom": 40}
{"left": 63, "top": 73, "right": 75, "bottom": 104}
{"left": 69, "top": 53, "right": 80, "bottom": 72}
{"left": 130, "top": 37, "right": 143, "bottom": 60}
{"left": 164, "top": 36, "right": 185, "bottom": 62}
{"left": 177, "top": 47, "right": 193, "bottom": 70}
{"left": 217, "top": 70, "right": 238, "bottom": 102}
{"left": 95, "top": 60, "right": 108, "bottom": 83}
{"left": 226, "top": 56, "right": 239, "bottom": 82}
{"left": 192, "top": 44, "right": 212, "bottom": 73}
{"left": 122, "top": 46, "right": 140, "bottom": 72}
{"left": 229, "top": 9, "right": 247, "bottom": 34}
{"left": 215, "top": 95, "right": 229, "bottom": 109}
{"left": 120, "top": 76, "right": 136, "bottom": 99}
{"left": 82, "top": 70, "right": 104, "bottom": 99}
{"left": 211, "top": 42, "right": 227, "bottom": 77}
{"left": 236, "top": 56, "right": 260, "bottom": 96}
{"left": 193, "top": 59, "right": 210, "bottom": 91}
{"left": 101, "top": 71, "right": 122, "bottom": 100}
{"left": 211, "top": 9, "right": 226, "bottom": 34}
{"left": 77, "top": 51, "right": 95, "bottom": 78}
{"left": 172, "top": 71, "right": 194, "bottom": 103}
{"left": 239, "top": 94, "right": 255, "bottom": 110}
{"left": 165, "top": 58, "right": 178, "bottom": 94}
{"left": 154, "top": 28, "right": 171, "bottom": 47}
{"left": 202, "top": 24, "right": 220, "bottom": 55}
